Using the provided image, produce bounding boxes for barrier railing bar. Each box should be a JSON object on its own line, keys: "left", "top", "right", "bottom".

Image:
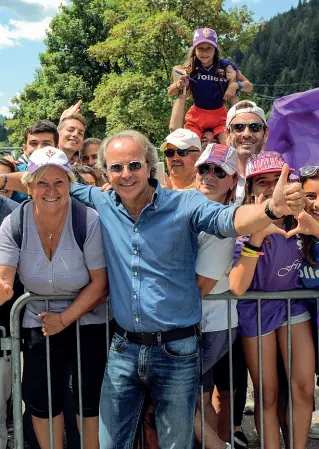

{"left": 199, "top": 324, "right": 205, "bottom": 449}
{"left": 76, "top": 321, "right": 84, "bottom": 449}
{"left": 257, "top": 298, "right": 264, "bottom": 449}
{"left": 228, "top": 299, "right": 234, "bottom": 449}
{"left": 9, "top": 291, "right": 319, "bottom": 449}
{"left": 0, "top": 326, "right": 9, "bottom": 361}
{"left": 45, "top": 299, "right": 54, "bottom": 449}
{"left": 10, "top": 294, "right": 75, "bottom": 449}
{"left": 287, "top": 299, "right": 294, "bottom": 449}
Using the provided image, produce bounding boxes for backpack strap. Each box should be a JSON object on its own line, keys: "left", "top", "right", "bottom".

{"left": 10, "top": 199, "right": 32, "bottom": 249}
{"left": 71, "top": 197, "right": 87, "bottom": 252}
{"left": 10, "top": 198, "right": 87, "bottom": 251}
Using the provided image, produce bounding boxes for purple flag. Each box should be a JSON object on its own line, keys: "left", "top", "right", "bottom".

{"left": 265, "top": 88, "right": 319, "bottom": 171}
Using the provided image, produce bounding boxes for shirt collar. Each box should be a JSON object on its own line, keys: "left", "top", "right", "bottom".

{"left": 111, "top": 177, "right": 160, "bottom": 209}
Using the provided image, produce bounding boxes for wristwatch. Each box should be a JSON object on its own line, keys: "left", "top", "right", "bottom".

{"left": 237, "top": 81, "right": 244, "bottom": 90}
{"left": 264, "top": 201, "right": 282, "bottom": 220}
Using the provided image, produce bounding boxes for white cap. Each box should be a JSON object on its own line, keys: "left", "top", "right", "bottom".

{"left": 160, "top": 128, "right": 201, "bottom": 151}
{"left": 28, "top": 146, "right": 71, "bottom": 174}
{"left": 226, "top": 101, "right": 267, "bottom": 128}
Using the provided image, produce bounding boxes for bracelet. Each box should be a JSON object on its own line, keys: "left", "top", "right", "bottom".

{"left": 241, "top": 250, "right": 259, "bottom": 258}
{"left": 265, "top": 201, "right": 282, "bottom": 220}
{"left": 59, "top": 313, "right": 66, "bottom": 328}
{"left": 245, "top": 242, "right": 262, "bottom": 252}
{"left": 0, "top": 175, "right": 8, "bottom": 191}
{"left": 241, "top": 246, "right": 264, "bottom": 257}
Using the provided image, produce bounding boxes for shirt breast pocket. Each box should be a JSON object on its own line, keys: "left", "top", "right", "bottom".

{"left": 18, "top": 252, "right": 48, "bottom": 278}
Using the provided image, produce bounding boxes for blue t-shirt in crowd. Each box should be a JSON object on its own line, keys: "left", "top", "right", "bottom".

{"left": 11, "top": 163, "right": 28, "bottom": 203}
{"left": 71, "top": 179, "right": 239, "bottom": 333}
{"left": 190, "top": 59, "right": 238, "bottom": 110}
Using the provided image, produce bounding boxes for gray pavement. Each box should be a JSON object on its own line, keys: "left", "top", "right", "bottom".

{"left": 242, "top": 380, "right": 319, "bottom": 448}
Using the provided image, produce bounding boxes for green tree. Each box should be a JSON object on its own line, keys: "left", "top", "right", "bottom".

{"left": 9, "top": 0, "right": 260, "bottom": 146}
{"left": 89, "top": 0, "right": 260, "bottom": 145}
{"left": 8, "top": 0, "right": 111, "bottom": 145}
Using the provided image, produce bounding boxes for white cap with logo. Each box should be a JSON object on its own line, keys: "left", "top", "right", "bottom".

{"left": 160, "top": 128, "right": 201, "bottom": 151}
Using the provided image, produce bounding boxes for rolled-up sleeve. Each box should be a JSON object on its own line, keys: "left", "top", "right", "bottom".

{"left": 187, "top": 191, "right": 240, "bottom": 238}
{"left": 70, "top": 183, "right": 109, "bottom": 212}
{"left": 0, "top": 215, "right": 20, "bottom": 267}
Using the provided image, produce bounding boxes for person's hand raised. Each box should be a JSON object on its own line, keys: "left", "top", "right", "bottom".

{"left": 251, "top": 194, "right": 288, "bottom": 243}
{"left": 161, "top": 173, "right": 173, "bottom": 190}
{"left": 269, "top": 164, "right": 305, "bottom": 217}
{"left": 286, "top": 210, "right": 319, "bottom": 238}
{"left": 0, "top": 279, "right": 14, "bottom": 305}
{"left": 60, "top": 99, "right": 83, "bottom": 123}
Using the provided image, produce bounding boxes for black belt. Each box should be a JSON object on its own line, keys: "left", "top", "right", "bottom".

{"left": 116, "top": 324, "right": 199, "bottom": 346}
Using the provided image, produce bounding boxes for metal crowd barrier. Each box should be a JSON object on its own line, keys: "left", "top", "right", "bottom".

{"left": 3, "top": 290, "right": 319, "bottom": 449}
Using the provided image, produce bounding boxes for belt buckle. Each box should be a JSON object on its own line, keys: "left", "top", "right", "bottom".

{"left": 139, "top": 332, "right": 158, "bottom": 345}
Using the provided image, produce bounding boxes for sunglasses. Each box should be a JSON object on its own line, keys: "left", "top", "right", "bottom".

{"left": 107, "top": 160, "right": 147, "bottom": 174}
{"left": 197, "top": 164, "right": 227, "bottom": 179}
{"left": 164, "top": 148, "right": 200, "bottom": 158}
{"left": 299, "top": 166, "right": 319, "bottom": 178}
{"left": 228, "top": 123, "right": 266, "bottom": 134}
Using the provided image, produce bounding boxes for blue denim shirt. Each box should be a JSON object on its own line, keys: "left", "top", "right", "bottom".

{"left": 71, "top": 180, "right": 239, "bottom": 332}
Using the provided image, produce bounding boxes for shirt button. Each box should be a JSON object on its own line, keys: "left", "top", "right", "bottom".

{"left": 134, "top": 271, "right": 138, "bottom": 276}
{"left": 134, "top": 228, "right": 138, "bottom": 233}
{"left": 134, "top": 250, "right": 137, "bottom": 255}
{"left": 133, "top": 295, "right": 137, "bottom": 300}
{"left": 49, "top": 279, "right": 53, "bottom": 284}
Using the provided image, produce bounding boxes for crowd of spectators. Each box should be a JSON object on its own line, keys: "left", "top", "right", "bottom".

{"left": 0, "top": 26, "right": 318, "bottom": 449}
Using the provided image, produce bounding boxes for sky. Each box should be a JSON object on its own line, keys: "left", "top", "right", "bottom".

{"left": 0, "top": 0, "right": 300, "bottom": 118}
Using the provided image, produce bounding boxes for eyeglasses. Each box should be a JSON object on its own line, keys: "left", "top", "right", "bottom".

{"left": 197, "top": 164, "right": 227, "bottom": 179}
{"left": 107, "top": 160, "right": 147, "bottom": 174}
{"left": 299, "top": 166, "right": 319, "bottom": 178}
{"left": 228, "top": 123, "right": 266, "bottom": 134}
{"left": 164, "top": 148, "right": 200, "bottom": 158}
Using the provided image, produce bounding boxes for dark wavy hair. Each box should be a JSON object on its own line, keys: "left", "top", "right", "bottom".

{"left": 300, "top": 174, "right": 319, "bottom": 267}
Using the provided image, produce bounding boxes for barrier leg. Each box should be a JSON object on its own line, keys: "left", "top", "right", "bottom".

{"left": 257, "top": 298, "right": 264, "bottom": 449}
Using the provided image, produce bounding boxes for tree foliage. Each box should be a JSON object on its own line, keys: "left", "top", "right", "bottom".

{"left": 8, "top": 0, "right": 260, "bottom": 146}
{"left": 7, "top": 0, "right": 110, "bottom": 145}
{"left": 238, "top": 0, "right": 319, "bottom": 113}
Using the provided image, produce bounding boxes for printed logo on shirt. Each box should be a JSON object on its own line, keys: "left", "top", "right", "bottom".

{"left": 299, "top": 265, "right": 319, "bottom": 280}
{"left": 278, "top": 259, "right": 302, "bottom": 277}
{"left": 197, "top": 73, "right": 227, "bottom": 83}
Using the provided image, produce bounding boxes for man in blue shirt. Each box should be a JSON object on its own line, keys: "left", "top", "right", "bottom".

{"left": 0, "top": 129, "right": 306, "bottom": 449}
{"left": 67, "top": 130, "right": 305, "bottom": 449}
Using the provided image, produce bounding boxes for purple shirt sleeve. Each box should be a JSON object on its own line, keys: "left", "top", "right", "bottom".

{"left": 222, "top": 58, "right": 239, "bottom": 72}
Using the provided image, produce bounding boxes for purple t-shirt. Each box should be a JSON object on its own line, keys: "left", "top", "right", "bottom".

{"left": 190, "top": 59, "right": 238, "bottom": 110}
{"left": 234, "top": 234, "right": 308, "bottom": 337}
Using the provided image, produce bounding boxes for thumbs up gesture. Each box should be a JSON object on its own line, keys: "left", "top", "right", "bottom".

{"left": 0, "top": 279, "right": 14, "bottom": 305}
{"left": 269, "top": 164, "right": 305, "bottom": 218}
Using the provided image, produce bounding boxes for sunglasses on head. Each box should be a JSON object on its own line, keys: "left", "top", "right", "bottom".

{"left": 164, "top": 148, "right": 200, "bottom": 158}
{"left": 107, "top": 160, "right": 147, "bottom": 174}
{"left": 197, "top": 164, "right": 227, "bottom": 179}
{"left": 299, "top": 166, "right": 319, "bottom": 179}
{"left": 228, "top": 123, "right": 266, "bottom": 134}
